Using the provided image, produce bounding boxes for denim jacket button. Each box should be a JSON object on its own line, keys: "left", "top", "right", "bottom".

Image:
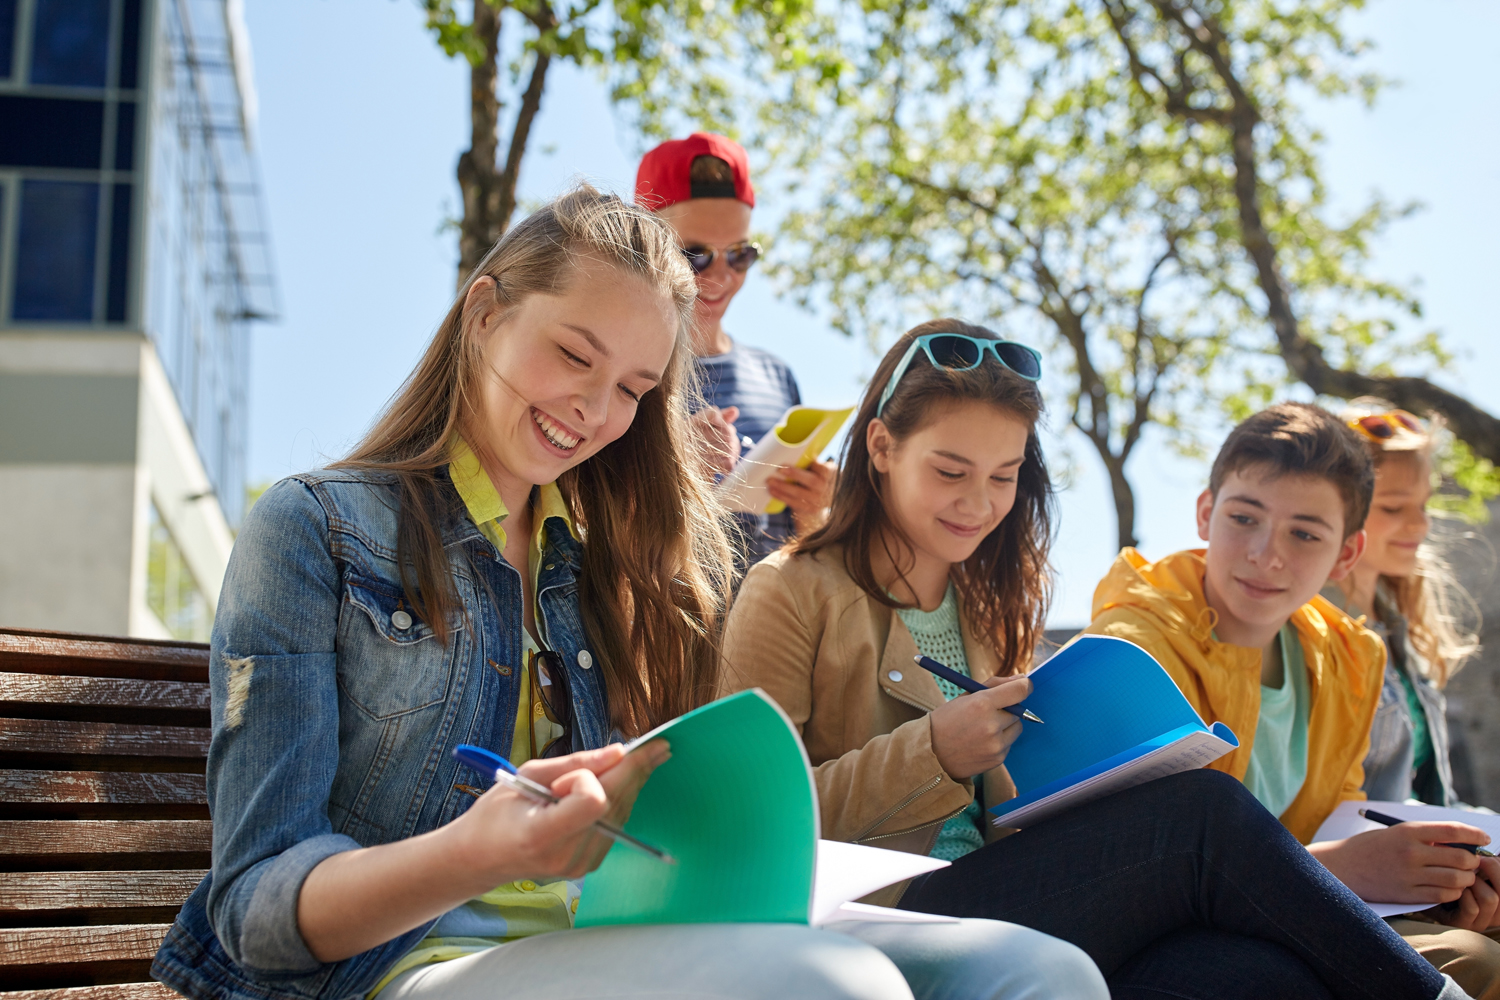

{"left": 578, "top": 649, "right": 593, "bottom": 670}
{"left": 391, "top": 610, "right": 413, "bottom": 631}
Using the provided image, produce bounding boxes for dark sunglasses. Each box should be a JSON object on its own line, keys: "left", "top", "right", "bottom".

{"left": 877, "top": 333, "right": 1043, "bottom": 416}
{"left": 680, "top": 240, "right": 761, "bottom": 274}
{"left": 532, "top": 649, "right": 573, "bottom": 759}
{"left": 1351, "top": 410, "right": 1425, "bottom": 441}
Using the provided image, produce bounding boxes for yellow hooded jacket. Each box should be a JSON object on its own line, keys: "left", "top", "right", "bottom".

{"left": 1085, "top": 548, "right": 1386, "bottom": 844}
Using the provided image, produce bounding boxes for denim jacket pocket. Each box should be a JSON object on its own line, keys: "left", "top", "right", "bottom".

{"left": 336, "top": 574, "right": 463, "bottom": 719}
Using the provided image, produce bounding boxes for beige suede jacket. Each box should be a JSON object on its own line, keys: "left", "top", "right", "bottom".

{"left": 719, "top": 545, "right": 1016, "bottom": 903}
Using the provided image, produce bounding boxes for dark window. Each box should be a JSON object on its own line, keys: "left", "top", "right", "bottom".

{"left": 0, "top": 0, "right": 17, "bottom": 80}
{"left": 14, "top": 180, "right": 99, "bottom": 321}
{"left": 119, "top": 0, "right": 142, "bottom": 90}
{"left": 0, "top": 96, "right": 105, "bottom": 169}
{"left": 114, "top": 100, "right": 136, "bottom": 170}
{"left": 106, "top": 182, "right": 132, "bottom": 321}
{"left": 30, "top": 0, "right": 111, "bottom": 88}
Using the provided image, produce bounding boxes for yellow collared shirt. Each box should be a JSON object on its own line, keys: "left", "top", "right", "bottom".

{"left": 369, "top": 440, "right": 581, "bottom": 996}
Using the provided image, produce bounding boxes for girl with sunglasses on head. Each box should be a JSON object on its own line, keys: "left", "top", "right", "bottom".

{"left": 636, "top": 133, "right": 836, "bottom": 568}
{"left": 720, "top": 319, "right": 1475, "bottom": 1000}
{"left": 1319, "top": 402, "right": 1497, "bottom": 998}
{"left": 151, "top": 187, "right": 967, "bottom": 1000}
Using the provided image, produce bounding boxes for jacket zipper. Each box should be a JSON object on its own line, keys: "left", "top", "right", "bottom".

{"left": 851, "top": 684, "right": 966, "bottom": 843}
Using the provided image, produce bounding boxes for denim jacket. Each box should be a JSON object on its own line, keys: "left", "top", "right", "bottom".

{"left": 152, "top": 468, "right": 612, "bottom": 1000}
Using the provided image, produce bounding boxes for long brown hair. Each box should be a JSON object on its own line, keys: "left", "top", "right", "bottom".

{"left": 1341, "top": 400, "right": 1480, "bottom": 687}
{"left": 336, "top": 185, "right": 733, "bottom": 735}
{"left": 796, "top": 319, "right": 1055, "bottom": 677}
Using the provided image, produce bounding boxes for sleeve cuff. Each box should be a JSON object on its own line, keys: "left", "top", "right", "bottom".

{"left": 237, "top": 833, "right": 362, "bottom": 974}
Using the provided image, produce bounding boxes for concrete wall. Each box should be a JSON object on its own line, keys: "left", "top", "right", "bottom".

{"left": 0, "top": 331, "right": 232, "bottom": 638}
{"left": 1439, "top": 502, "right": 1500, "bottom": 809}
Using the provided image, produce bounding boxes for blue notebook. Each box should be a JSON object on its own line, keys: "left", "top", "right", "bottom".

{"left": 991, "top": 635, "right": 1239, "bottom": 829}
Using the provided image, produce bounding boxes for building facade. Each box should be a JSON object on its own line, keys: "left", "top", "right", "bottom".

{"left": 0, "top": 0, "right": 275, "bottom": 640}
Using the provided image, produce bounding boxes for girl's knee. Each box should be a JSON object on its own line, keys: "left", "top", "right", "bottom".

{"left": 952, "top": 920, "right": 1108, "bottom": 1000}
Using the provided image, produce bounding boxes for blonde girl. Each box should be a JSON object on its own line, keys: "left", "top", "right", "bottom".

{"left": 1324, "top": 402, "right": 1497, "bottom": 998}
{"left": 149, "top": 187, "right": 921, "bottom": 1000}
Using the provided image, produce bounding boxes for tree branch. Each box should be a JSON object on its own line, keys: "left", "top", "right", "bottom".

{"left": 456, "top": 0, "right": 501, "bottom": 281}
{"left": 496, "top": 41, "right": 553, "bottom": 235}
{"left": 1131, "top": 0, "right": 1500, "bottom": 463}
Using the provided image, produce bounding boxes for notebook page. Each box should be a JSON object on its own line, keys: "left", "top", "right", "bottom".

{"left": 577, "top": 690, "right": 818, "bottom": 926}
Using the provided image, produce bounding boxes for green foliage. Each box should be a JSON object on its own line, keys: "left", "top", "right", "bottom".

{"left": 1432, "top": 438, "right": 1500, "bottom": 525}
{"left": 613, "top": 0, "right": 1456, "bottom": 546}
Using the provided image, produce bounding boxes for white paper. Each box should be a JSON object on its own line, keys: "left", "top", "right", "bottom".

{"left": 809, "top": 839, "right": 950, "bottom": 924}
{"left": 1311, "top": 800, "right": 1500, "bottom": 917}
{"left": 715, "top": 412, "right": 842, "bottom": 515}
{"left": 992, "top": 727, "right": 1237, "bottom": 830}
{"left": 821, "top": 901, "right": 960, "bottom": 925}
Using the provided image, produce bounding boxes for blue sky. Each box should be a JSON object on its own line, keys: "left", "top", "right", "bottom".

{"left": 242, "top": 0, "right": 1498, "bottom": 625}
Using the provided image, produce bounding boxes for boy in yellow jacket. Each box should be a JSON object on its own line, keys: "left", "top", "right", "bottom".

{"left": 1087, "top": 402, "right": 1500, "bottom": 995}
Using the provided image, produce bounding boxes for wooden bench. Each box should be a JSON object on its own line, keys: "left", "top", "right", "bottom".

{"left": 0, "top": 627, "right": 210, "bottom": 998}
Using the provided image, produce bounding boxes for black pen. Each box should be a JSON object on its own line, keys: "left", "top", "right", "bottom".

{"left": 912, "top": 655, "right": 1044, "bottom": 724}
{"left": 1359, "top": 807, "right": 1497, "bottom": 857}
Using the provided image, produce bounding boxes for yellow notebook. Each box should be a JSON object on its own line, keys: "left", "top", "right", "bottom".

{"left": 714, "top": 405, "right": 854, "bottom": 515}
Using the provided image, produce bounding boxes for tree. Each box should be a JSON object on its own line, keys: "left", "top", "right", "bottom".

{"left": 628, "top": 0, "right": 1497, "bottom": 542}
{"left": 422, "top": 0, "right": 758, "bottom": 280}
{"left": 1101, "top": 0, "right": 1500, "bottom": 464}
{"left": 755, "top": 2, "right": 1272, "bottom": 552}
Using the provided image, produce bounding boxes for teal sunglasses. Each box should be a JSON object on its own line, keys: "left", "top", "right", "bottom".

{"left": 876, "top": 334, "right": 1043, "bottom": 416}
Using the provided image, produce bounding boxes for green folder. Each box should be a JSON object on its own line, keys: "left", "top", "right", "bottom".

{"left": 573, "top": 690, "right": 818, "bottom": 926}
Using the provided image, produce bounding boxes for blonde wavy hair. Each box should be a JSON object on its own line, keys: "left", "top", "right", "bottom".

{"left": 1342, "top": 399, "right": 1480, "bottom": 687}
{"left": 337, "top": 185, "right": 733, "bottom": 735}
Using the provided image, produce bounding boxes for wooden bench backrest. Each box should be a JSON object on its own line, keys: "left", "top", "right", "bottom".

{"left": 0, "top": 628, "right": 210, "bottom": 999}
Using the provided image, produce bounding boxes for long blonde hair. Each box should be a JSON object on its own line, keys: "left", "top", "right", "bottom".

{"left": 337, "top": 185, "right": 733, "bottom": 735}
{"left": 1343, "top": 400, "right": 1480, "bottom": 687}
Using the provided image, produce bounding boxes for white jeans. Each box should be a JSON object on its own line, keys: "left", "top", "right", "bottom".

{"left": 379, "top": 919, "right": 1108, "bottom": 1000}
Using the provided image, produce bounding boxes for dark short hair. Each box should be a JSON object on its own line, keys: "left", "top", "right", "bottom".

{"left": 1209, "top": 402, "right": 1375, "bottom": 537}
{"left": 688, "top": 155, "right": 736, "bottom": 199}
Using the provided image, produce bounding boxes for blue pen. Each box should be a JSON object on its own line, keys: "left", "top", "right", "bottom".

{"left": 453, "top": 744, "right": 677, "bottom": 864}
{"left": 911, "top": 655, "right": 1045, "bottom": 724}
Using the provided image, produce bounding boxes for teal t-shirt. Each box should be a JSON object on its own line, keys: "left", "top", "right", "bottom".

{"left": 1242, "top": 624, "right": 1311, "bottom": 818}
{"left": 894, "top": 583, "right": 986, "bottom": 862}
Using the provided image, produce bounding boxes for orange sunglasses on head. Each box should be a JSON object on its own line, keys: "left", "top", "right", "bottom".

{"left": 1349, "top": 410, "right": 1425, "bottom": 442}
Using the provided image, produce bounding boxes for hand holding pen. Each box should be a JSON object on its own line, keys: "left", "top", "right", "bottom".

{"left": 1351, "top": 808, "right": 1500, "bottom": 929}
{"left": 455, "top": 743, "right": 677, "bottom": 864}
{"left": 913, "top": 655, "right": 1044, "bottom": 724}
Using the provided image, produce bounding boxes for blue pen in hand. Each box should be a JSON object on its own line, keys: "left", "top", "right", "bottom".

{"left": 912, "top": 655, "right": 1045, "bottom": 724}
{"left": 453, "top": 744, "right": 676, "bottom": 864}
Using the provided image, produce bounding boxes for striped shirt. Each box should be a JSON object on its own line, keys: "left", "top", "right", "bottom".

{"left": 694, "top": 342, "right": 802, "bottom": 568}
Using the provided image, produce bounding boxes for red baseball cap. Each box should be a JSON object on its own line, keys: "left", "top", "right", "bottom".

{"left": 635, "top": 132, "right": 756, "bottom": 211}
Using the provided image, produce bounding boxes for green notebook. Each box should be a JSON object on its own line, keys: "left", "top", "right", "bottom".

{"left": 574, "top": 689, "right": 950, "bottom": 927}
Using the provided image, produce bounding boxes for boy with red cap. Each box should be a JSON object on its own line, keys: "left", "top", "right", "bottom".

{"left": 636, "top": 133, "right": 835, "bottom": 567}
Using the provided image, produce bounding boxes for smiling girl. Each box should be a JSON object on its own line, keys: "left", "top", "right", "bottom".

{"left": 721, "top": 321, "right": 1473, "bottom": 1000}
{"left": 149, "top": 188, "right": 926, "bottom": 1000}
{"left": 1320, "top": 403, "right": 1496, "bottom": 998}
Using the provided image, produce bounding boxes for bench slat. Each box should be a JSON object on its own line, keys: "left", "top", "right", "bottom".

{"left": 0, "top": 771, "right": 206, "bottom": 806}
{"left": 0, "top": 821, "right": 212, "bottom": 855}
{"left": 0, "top": 871, "right": 203, "bottom": 912}
{"left": 0, "top": 674, "right": 208, "bottom": 713}
{"left": 0, "top": 983, "right": 182, "bottom": 1000}
{"left": 0, "top": 923, "right": 171, "bottom": 966}
{"left": 0, "top": 630, "right": 207, "bottom": 684}
{"left": 0, "top": 720, "right": 209, "bottom": 758}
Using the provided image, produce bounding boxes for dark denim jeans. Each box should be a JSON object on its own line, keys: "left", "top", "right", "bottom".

{"left": 900, "top": 770, "right": 1444, "bottom": 1000}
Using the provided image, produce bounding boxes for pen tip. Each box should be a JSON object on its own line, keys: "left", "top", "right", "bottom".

{"left": 912, "top": 655, "right": 922, "bottom": 663}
